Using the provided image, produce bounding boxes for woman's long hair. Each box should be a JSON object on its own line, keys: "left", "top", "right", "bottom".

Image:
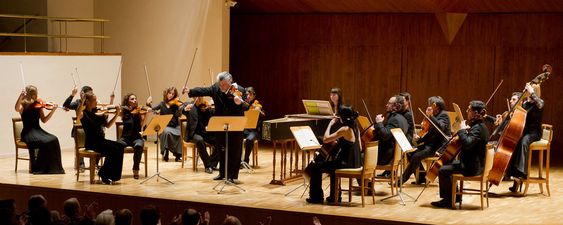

{"left": 21, "top": 85, "right": 38, "bottom": 109}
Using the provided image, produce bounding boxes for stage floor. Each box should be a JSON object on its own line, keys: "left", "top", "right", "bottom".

{"left": 1, "top": 142, "right": 561, "bottom": 224}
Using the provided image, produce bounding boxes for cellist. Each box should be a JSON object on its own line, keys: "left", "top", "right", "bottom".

{"left": 431, "top": 101, "right": 489, "bottom": 208}
{"left": 507, "top": 83, "right": 544, "bottom": 192}
{"left": 402, "top": 96, "right": 451, "bottom": 185}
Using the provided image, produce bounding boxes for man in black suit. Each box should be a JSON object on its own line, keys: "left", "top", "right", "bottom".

{"left": 183, "top": 97, "right": 218, "bottom": 174}
{"left": 402, "top": 96, "right": 451, "bottom": 184}
{"left": 431, "top": 100, "right": 489, "bottom": 208}
{"left": 373, "top": 95, "right": 410, "bottom": 166}
{"left": 186, "top": 72, "right": 248, "bottom": 183}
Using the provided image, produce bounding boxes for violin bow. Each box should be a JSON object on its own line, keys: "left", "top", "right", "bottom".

{"left": 74, "top": 67, "right": 82, "bottom": 87}
{"left": 183, "top": 48, "right": 198, "bottom": 89}
{"left": 144, "top": 64, "right": 152, "bottom": 98}
{"left": 417, "top": 107, "right": 449, "bottom": 140}
{"left": 485, "top": 79, "right": 503, "bottom": 106}
{"left": 208, "top": 68, "right": 214, "bottom": 85}
{"left": 19, "top": 62, "right": 26, "bottom": 88}
{"left": 361, "top": 98, "right": 374, "bottom": 123}
{"left": 111, "top": 61, "right": 123, "bottom": 95}
{"left": 71, "top": 72, "right": 78, "bottom": 87}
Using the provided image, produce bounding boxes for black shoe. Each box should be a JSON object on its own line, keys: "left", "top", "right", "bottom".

{"left": 306, "top": 198, "right": 324, "bottom": 204}
{"left": 212, "top": 166, "right": 219, "bottom": 171}
{"left": 205, "top": 167, "right": 213, "bottom": 174}
{"left": 213, "top": 175, "right": 224, "bottom": 180}
{"left": 175, "top": 156, "right": 182, "bottom": 162}
{"left": 226, "top": 178, "right": 235, "bottom": 183}
{"left": 378, "top": 171, "right": 391, "bottom": 178}
{"left": 509, "top": 179, "right": 523, "bottom": 193}
{"left": 325, "top": 196, "right": 342, "bottom": 203}
{"left": 163, "top": 155, "right": 169, "bottom": 162}
{"left": 101, "top": 177, "right": 112, "bottom": 185}
{"left": 431, "top": 199, "right": 452, "bottom": 208}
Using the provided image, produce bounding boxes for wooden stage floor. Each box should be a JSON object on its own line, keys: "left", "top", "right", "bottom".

{"left": 0, "top": 142, "right": 561, "bottom": 224}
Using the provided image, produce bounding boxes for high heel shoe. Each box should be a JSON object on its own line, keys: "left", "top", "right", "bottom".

{"left": 133, "top": 170, "right": 139, "bottom": 179}
{"left": 509, "top": 178, "right": 522, "bottom": 193}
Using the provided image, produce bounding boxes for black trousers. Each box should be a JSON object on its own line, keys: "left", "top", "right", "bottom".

{"left": 118, "top": 137, "right": 144, "bottom": 171}
{"left": 402, "top": 145, "right": 436, "bottom": 183}
{"left": 92, "top": 139, "right": 125, "bottom": 181}
{"left": 508, "top": 132, "right": 541, "bottom": 178}
{"left": 191, "top": 133, "right": 219, "bottom": 168}
{"left": 243, "top": 129, "right": 258, "bottom": 163}
{"left": 216, "top": 131, "right": 243, "bottom": 179}
{"left": 308, "top": 160, "right": 340, "bottom": 201}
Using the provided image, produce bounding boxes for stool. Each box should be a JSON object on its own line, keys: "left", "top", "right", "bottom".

{"left": 243, "top": 139, "right": 259, "bottom": 167}
{"left": 523, "top": 124, "right": 552, "bottom": 197}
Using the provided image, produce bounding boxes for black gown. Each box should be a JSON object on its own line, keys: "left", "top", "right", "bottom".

{"left": 20, "top": 105, "right": 65, "bottom": 174}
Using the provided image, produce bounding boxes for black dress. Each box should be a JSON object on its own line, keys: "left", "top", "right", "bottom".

{"left": 20, "top": 105, "right": 65, "bottom": 174}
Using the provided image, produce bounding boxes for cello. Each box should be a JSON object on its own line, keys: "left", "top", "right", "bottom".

{"left": 488, "top": 64, "right": 552, "bottom": 186}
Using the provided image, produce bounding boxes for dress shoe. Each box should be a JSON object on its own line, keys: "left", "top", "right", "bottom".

{"left": 325, "top": 196, "right": 342, "bottom": 203}
{"left": 378, "top": 171, "right": 391, "bottom": 178}
{"left": 213, "top": 175, "right": 224, "bottom": 180}
{"left": 226, "top": 178, "right": 235, "bottom": 183}
{"left": 163, "top": 155, "right": 169, "bottom": 162}
{"left": 306, "top": 198, "right": 324, "bottom": 204}
{"left": 430, "top": 199, "right": 452, "bottom": 208}
{"left": 101, "top": 177, "right": 112, "bottom": 185}
{"left": 509, "top": 178, "right": 523, "bottom": 193}
{"left": 205, "top": 167, "right": 213, "bottom": 174}
{"left": 175, "top": 156, "right": 182, "bottom": 162}
{"left": 133, "top": 170, "right": 140, "bottom": 179}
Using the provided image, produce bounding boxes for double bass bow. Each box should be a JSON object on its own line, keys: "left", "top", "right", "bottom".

{"left": 488, "top": 64, "right": 552, "bottom": 186}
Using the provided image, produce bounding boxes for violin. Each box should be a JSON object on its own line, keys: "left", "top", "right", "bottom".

{"left": 226, "top": 83, "right": 243, "bottom": 98}
{"left": 167, "top": 98, "right": 184, "bottom": 107}
{"left": 195, "top": 99, "right": 212, "bottom": 111}
{"left": 123, "top": 105, "right": 150, "bottom": 115}
{"left": 95, "top": 104, "right": 118, "bottom": 114}
{"left": 34, "top": 99, "right": 59, "bottom": 110}
{"left": 418, "top": 117, "right": 430, "bottom": 137}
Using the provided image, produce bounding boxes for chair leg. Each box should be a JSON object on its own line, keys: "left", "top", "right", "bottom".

{"left": 486, "top": 181, "right": 490, "bottom": 208}
{"left": 89, "top": 157, "right": 96, "bottom": 184}
{"left": 360, "top": 177, "right": 365, "bottom": 208}
{"left": 14, "top": 148, "right": 18, "bottom": 172}
{"left": 480, "top": 180, "right": 484, "bottom": 210}
{"left": 181, "top": 145, "right": 186, "bottom": 168}
{"left": 144, "top": 148, "right": 148, "bottom": 177}
{"left": 546, "top": 147, "right": 551, "bottom": 197}
{"left": 371, "top": 177, "right": 376, "bottom": 204}
{"left": 451, "top": 177, "right": 457, "bottom": 209}
{"left": 334, "top": 177, "right": 340, "bottom": 204}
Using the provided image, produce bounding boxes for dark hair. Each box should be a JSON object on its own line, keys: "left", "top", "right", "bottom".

{"left": 339, "top": 105, "right": 359, "bottom": 127}
{"left": 30, "top": 206, "right": 51, "bottom": 225}
{"left": 162, "top": 87, "right": 178, "bottom": 102}
{"left": 399, "top": 92, "right": 411, "bottom": 101}
{"left": 181, "top": 209, "right": 199, "bottom": 225}
{"left": 468, "top": 100, "right": 487, "bottom": 124}
{"left": 28, "top": 195, "right": 46, "bottom": 212}
{"left": 512, "top": 92, "right": 523, "bottom": 99}
{"left": 115, "top": 209, "right": 133, "bottom": 225}
{"left": 393, "top": 95, "right": 406, "bottom": 112}
{"left": 330, "top": 87, "right": 343, "bottom": 115}
{"left": 428, "top": 96, "right": 446, "bottom": 111}
{"left": 63, "top": 198, "right": 80, "bottom": 218}
{"left": 139, "top": 205, "right": 160, "bottom": 225}
{"left": 122, "top": 93, "right": 136, "bottom": 107}
{"left": 81, "top": 86, "right": 93, "bottom": 93}
{"left": 245, "top": 87, "right": 256, "bottom": 96}
{"left": 222, "top": 216, "right": 242, "bottom": 225}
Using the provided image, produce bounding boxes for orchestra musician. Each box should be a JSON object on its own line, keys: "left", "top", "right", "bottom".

{"left": 147, "top": 87, "right": 184, "bottom": 162}
{"left": 183, "top": 97, "right": 219, "bottom": 174}
{"left": 118, "top": 93, "right": 151, "bottom": 179}
{"left": 306, "top": 105, "right": 362, "bottom": 204}
{"left": 187, "top": 71, "right": 248, "bottom": 183}
{"left": 62, "top": 86, "right": 115, "bottom": 112}
{"left": 14, "top": 85, "right": 65, "bottom": 174}
{"left": 373, "top": 95, "right": 409, "bottom": 166}
{"left": 242, "top": 86, "right": 264, "bottom": 166}
{"left": 329, "top": 87, "right": 343, "bottom": 116}
{"left": 398, "top": 92, "right": 415, "bottom": 144}
{"left": 507, "top": 83, "right": 544, "bottom": 192}
{"left": 431, "top": 100, "right": 489, "bottom": 208}
{"left": 77, "top": 92, "right": 124, "bottom": 184}
{"left": 485, "top": 92, "right": 522, "bottom": 140}
{"left": 402, "top": 96, "right": 451, "bottom": 185}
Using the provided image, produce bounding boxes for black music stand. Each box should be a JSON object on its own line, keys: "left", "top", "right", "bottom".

{"left": 241, "top": 110, "right": 260, "bottom": 173}
{"left": 208, "top": 116, "right": 247, "bottom": 194}
{"left": 380, "top": 128, "right": 416, "bottom": 205}
{"left": 140, "top": 114, "right": 174, "bottom": 184}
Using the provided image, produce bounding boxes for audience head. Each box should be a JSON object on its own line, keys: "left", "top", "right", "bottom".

{"left": 140, "top": 205, "right": 160, "bottom": 225}
{"left": 95, "top": 209, "right": 114, "bottom": 225}
{"left": 30, "top": 206, "right": 51, "bottom": 225}
{"left": 63, "top": 198, "right": 81, "bottom": 218}
{"left": 181, "top": 208, "right": 199, "bottom": 225}
{"left": 28, "top": 195, "right": 47, "bottom": 213}
{"left": 115, "top": 209, "right": 133, "bottom": 225}
{"left": 222, "top": 215, "right": 242, "bottom": 225}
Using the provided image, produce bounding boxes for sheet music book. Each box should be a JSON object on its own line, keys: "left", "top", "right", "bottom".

{"left": 290, "top": 126, "right": 322, "bottom": 151}
{"left": 302, "top": 100, "right": 334, "bottom": 116}
{"left": 391, "top": 128, "right": 416, "bottom": 153}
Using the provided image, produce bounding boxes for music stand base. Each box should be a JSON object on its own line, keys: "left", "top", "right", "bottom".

{"left": 140, "top": 172, "right": 174, "bottom": 184}
{"left": 213, "top": 179, "right": 246, "bottom": 194}
{"left": 240, "top": 161, "right": 254, "bottom": 174}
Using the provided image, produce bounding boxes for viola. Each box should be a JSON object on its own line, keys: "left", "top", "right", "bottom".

{"left": 167, "top": 98, "right": 184, "bottom": 107}
{"left": 226, "top": 83, "right": 243, "bottom": 98}
{"left": 418, "top": 118, "right": 430, "bottom": 137}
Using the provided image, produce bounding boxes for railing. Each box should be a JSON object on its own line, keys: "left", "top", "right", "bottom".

{"left": 0, "top": 14, "right": 110, "bottom": 53}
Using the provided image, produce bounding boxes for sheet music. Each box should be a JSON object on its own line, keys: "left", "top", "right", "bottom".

{"left": 290, "top": 126, "right": 321, "bottom": 150}
{"left": 391, "top": 128, "right": 415, "bottom": 153}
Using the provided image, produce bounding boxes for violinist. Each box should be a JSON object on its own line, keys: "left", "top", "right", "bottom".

{"left": 147, "top": 87, "right": 184, "bottom": 162}
{"left": 398, "top": 92, "right": 415, "bottom": 144}
{"left": 183, "top": 97, "right": 218, "bottom": 174}
{"left": 14, "top": 85, "right": 65, "bottom": 174}
{"left": 402, "top": 96, "right": 451, "bottom": 185}
{"left": 242, "top": 87, "right": 264, "bottom": 166}
{"left": 62, "top": 85, "right": 115, "bottom": 111}
{"left": 372, "top": 95, "right": 409, "bottom": 166}
{"left": 431, "top": 100, "right": 489, "bottom": 208}
{"left": 507, "top": 83, "right": 544, "bottom": 192}
{"left": 187, "top": 71, "right": 248, "bottom": 183}
{"left": 306, "top": 105, "right": 361, "bottom": 204}
{"left": 77, "top": 92, "right": 124, "bottom": 184}
{"left": 118, "top": 93, "right": 151, "bottom": 179}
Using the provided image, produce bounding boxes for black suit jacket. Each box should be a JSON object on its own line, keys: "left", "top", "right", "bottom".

{"left": 418, "top": 110, "right": 452, "bottom": 151}
{"left": 374, "top": 112, "right": 409, "bottom": 165}
{"left": 183, "top": 106, "right": 214, "bottom": 141}
{"left": 188, "top": 83, "right": 248, "bottom": 116}
{"left": 457, "top": 121, "right": 489, "bottom": 176}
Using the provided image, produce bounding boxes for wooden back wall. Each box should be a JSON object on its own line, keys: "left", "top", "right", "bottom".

{"left": 230, "top": 13, "right": 563, "bottom": 164}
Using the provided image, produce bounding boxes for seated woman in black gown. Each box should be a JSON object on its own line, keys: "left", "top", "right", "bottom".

{"left": 306, "top": 105, "right": 362, "bottom": 204}
{"left": 77, "top": 92, "right": 125, "bottom": 184}
{"left": 14, "top": 85, "right": 65, "bottom": 174}
{"left": 119, "top": 93, "right": 151, "bottom": 179}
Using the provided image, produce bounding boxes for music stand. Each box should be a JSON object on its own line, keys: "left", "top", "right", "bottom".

{"left": 241, "top": 110, "right": 260, "bottom": 173}
{"left": 140, "top": 114, "right": 174, "bottom": 184}
{"left": 380, "top": 128, "right": 416, "bottom": 205}
{"left": 208, "top": 116, "right": 247, "bottom": 194}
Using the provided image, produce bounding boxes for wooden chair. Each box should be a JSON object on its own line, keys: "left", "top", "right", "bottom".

{"left": 115, "top": 121, "right": 149, "bottom": 178}
{"left": 243, "top": 138, "right": 259, "bottom": 167}
{"left": 73, "top": 124, "right": 104, "bottom": 184}
{"left": 451, "top": 146, "right": 495, "bottom": 210}
{"left": 180, "top": 118, "right": 213, "bottom": 171}
{"left": 523, "top": 124, "right": 553, "bottom": 196}
{"left": 334, "top": 143, "right": 378, "bottom": 207}
{"left": 415, "top": 156, "right": 439, "bottom": 183}
{"left": 373, "top": 141, "right": 401, "bottom": 195}
{"left": 12, "top": 117, "right": 31, "bottom": 173}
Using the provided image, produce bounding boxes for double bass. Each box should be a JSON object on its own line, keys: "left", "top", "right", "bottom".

{"left": 488, "top": 64, "right": 552, "bottom": 186}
